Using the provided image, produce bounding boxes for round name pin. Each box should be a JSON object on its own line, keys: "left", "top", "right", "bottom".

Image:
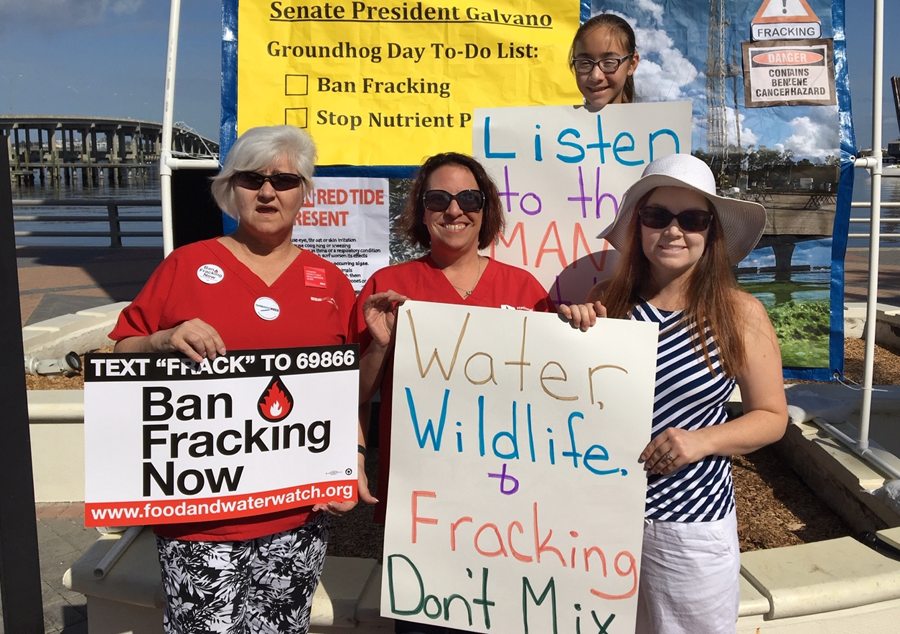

{"left": 197, "top": 264, "right": 225, "bottom": 284}
{"left": 254, "top": 297, "right": 280, "bottom": 321}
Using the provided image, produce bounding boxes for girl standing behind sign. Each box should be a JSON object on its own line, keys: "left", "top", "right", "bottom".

{"left": 562, "top": 154, "right": 788, "bottom": 634}
{"left": 570, "top": 13, "right": 640, "bottom": 108}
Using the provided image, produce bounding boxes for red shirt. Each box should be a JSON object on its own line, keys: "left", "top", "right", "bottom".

{"left": 110, "top": 238, "right": 355, "bottom": 540}
{"left": 353, "top": 255, "right": 554, "bottom": 521}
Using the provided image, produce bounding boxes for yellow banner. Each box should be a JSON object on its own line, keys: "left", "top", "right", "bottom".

{"left": 237, "top": 1, "right": 582, "bottom": 165}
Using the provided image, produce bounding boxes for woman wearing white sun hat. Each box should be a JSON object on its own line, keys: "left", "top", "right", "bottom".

{"left": 561, "top": 153, "right": 788, "bottom": 634}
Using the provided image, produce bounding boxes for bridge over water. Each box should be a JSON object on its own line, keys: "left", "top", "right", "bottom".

{"left": 0, "top": 115, "right": 218, "bottom": 186}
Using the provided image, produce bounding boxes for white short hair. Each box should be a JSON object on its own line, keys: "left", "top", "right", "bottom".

{"left": 211, "top": 125, "right": 317, "bottom": 219}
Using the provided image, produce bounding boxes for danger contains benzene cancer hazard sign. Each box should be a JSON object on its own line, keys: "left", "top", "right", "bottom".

{"left": 742, "top": 39, "right": 836, "bottom": 108}
{"left": 83, "top": 345, "right": 359, "bottom": 527}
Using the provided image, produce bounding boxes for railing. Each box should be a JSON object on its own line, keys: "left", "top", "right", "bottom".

{"left": 12, "top": 199, "right": 162, "bottom": 247}
{"left": 850, "top": 200, "right": 900, "bottom": 240}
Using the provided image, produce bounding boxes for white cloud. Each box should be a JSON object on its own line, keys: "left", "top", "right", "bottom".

{"left": 781, "top": 106, "right": 840, "bottom": 160}
{"left": 633, "top": 27, "right": 701, "bottom": 102}
{"left": 725, "top": 106, "right": 759, "bottom": 148}
{"left": 111, "top": 0, "right": 143, "bottom": 15}
{"left": 633, "top": 0, "right": 665, "bottom": 24}
{"left": 0, "top": 0, "right": 143, "bottom": 29}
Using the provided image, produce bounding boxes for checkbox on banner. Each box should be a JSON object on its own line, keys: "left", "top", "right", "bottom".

{"left": 285, "top": 75, "right": 309, "bottom": 96}
{"left": 285, "top": 108, "right": 308, "bottom": 128}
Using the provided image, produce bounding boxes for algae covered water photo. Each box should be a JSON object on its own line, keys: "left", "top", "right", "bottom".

{"left": 739, "top": 240, "right": 831, "bottom": 369}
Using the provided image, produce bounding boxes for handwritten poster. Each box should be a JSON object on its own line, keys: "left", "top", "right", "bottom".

{"left": 83, "top": 346, "right": 359, "bottom": 527}
{"left": 382, "top": 301, "right": 657, "bottom": 633}
{"left": 296, "top": 177, "right": 389, "bottom": 290}
{"left": 473, "top": 101, "right": 692, "bottom": 305}
{"left": 230, "top": 0, "right": 582, "bottom": 165}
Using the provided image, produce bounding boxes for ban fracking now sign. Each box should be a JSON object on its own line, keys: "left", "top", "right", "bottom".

{"left": 83, "top": 345, "right": 359, "bottom": 527}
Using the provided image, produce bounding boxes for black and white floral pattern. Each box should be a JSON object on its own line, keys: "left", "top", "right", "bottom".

{"left": 157, "top": 514, "right": 329, "bottom": 634}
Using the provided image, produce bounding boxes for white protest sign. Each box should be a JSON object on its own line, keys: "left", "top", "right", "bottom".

{"left": 84, "top": 345, "right": 358, "bottom": 527}
{"left": 293, "top": 177, "right": 389, "bottom": 291}
{"left": 474, "top": 101, "right": 692, "bottom": 305}
{"left": 381, "top": 301, "right": 657, "bottom": 633}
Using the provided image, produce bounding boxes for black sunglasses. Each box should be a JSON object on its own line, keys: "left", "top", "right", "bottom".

{"left": 422, "top": 189, "right": 485, "bottom": 213}
{"left": 639, "top": 206, "right": 712, "bottom": 232}
{"left": 234, "top": 171, "right": 304, "bottom": 191}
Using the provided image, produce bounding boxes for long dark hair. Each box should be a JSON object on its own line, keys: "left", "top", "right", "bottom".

{"left": 569, "top": 14, "right": 638, "bottom": 103}
{"left": 398, "top": 152, "right": 506, "bottom": 251}
{"left": 602, "top": 190, "right": 747, "bottom": 376}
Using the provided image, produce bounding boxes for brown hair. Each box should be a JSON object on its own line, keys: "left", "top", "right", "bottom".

{"left": 601, "top": 190, "right": 747, "bottom": 376}
{"left": 398, "top": 152, "right": 506, "bottom": 251}
{"left": 569, "top": 13, "right": 638, "bottom": 103}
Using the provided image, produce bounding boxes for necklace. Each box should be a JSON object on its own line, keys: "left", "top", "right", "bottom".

{"left": 448, "top": 257, "right": 483, "bottom": 298}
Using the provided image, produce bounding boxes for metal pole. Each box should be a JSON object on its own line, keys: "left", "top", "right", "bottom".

{"left": 160, "top": 0, "right": 182, "bottom": 256}
{"left": 859, "top": 0, "right": 885, "bottom": 453}
{"left": 108, "top": 203, "right": 122, "bottom": 248}
{"left": 0, "top": 134, "right": 45, "bottom": 632}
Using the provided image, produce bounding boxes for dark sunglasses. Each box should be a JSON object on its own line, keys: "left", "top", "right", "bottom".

{"left": 639, "top": 206, "right": 712, "bottom": 232}
{"left": 234, "top": 171, "right": 304, "bottom": 191}
{"left": 423, "top": 189, "right": 485, "bottom": 213}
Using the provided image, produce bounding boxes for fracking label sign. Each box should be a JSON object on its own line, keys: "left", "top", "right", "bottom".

{"left": 742, "top": 39, "right": 835, "bottom": 107}
{"left": 83, "top": 346, "right": 359, "bottom": 527}
{"left": 381, "top": 301, "right": 657, "bottom": 632}
{"left": 233, "top": 0, "right": 582, "bottom": 165}
{"left": 751, "top": 0, "right": 821, "bottom": 40}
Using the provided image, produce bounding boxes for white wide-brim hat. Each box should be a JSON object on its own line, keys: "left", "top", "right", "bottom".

{"left": 600, "top": 153, "right": 767, "bottom": 265}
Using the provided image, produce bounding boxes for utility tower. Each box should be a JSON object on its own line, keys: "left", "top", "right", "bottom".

{"left": 706, "top": 0, "right": 728, "bottom": 162}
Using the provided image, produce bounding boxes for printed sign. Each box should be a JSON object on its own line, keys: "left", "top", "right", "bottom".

{"left": 83, "top": 346, "right": 359, "bottom": 527}
{"left": 743, "top": 39, "right": 835, "bottom": 107}
{"left": 473, "top": 101, "right": 692, "bottom": 305}
{"left": 381, "top": 301, "right": 657, "bottom": 633}
{"left": 233, "top": 0, "right": 582, "bottom": 165}
{"left": 295, "top": 177, "right": 390, "bottom": 290}
{"left": 751, "top": 0, "right": 821, "bottom": 40}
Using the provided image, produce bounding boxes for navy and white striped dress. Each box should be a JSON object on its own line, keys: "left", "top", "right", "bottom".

{"left": 632, "top": 299, "right": 737, "bottom": 523}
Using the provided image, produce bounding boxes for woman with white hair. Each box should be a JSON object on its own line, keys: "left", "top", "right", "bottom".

{"left": 111, "top": 125, "right": 356, "bottom": 633}
{"left": 562, "top": 153, "right": 788, "bottom": 634}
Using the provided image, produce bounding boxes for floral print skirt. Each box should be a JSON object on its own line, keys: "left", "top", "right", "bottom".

{"left": 156, "top": 514, "right": 329, "bottom": 634}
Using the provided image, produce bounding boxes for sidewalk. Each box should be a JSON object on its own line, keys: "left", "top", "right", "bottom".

{"left": 16, "top": 246, "right": 163, "bottom": 327}
{"left": 845, "top": 247, "right": 900, "bottom": 304}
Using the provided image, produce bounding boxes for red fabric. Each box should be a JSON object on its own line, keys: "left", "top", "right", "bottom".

{"left": 110, "top": 238, "right": 355, "bottom": 541}
{"left": 352, "top": 255, "right": 554, "bottom": 522}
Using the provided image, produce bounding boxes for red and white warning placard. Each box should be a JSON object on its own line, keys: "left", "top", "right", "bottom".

{"left": 83, "top": 345, "right": 359, "bottom": 527}
{"left": 742, "top": 38, "right": 835, "bottom": 107}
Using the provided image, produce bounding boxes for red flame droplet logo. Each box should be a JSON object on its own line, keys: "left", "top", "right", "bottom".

{"left": 258, "top": 376, "right": 294, "bottom": 422}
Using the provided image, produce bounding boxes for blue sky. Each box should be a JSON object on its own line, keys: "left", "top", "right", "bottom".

{"left": 0, "top": 0, "right": 897, "bottom": 151}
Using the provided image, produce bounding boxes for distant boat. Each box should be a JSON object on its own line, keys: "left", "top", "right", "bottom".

{"left": 885, "top": 162, "right": 900, "bottom": 177}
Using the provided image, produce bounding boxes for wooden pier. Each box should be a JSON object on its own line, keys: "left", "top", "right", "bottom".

{"left": 0, "top": 115, "right": 217, "bottom": 186}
